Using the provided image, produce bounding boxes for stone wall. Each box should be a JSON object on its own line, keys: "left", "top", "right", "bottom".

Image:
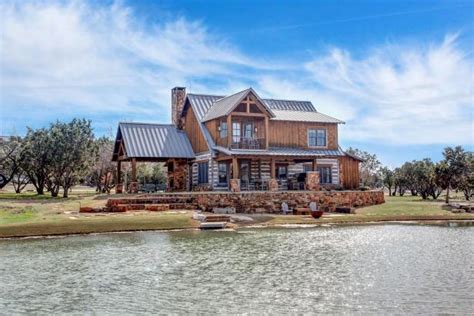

{"left": 193, "top": 190, "right": 384, "bottom": 213}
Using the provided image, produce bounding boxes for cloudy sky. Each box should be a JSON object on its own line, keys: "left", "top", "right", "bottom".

{"left": 1, "top": 0, "right": 473, "bottom": 166}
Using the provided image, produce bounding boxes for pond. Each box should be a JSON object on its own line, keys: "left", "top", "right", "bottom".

{"left": 0, "top": 225, "right": 473, "bottom": 314}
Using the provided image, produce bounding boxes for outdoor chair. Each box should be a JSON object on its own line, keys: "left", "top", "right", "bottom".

{"left": 281, "top": 202, "right": 293, "bottom": 215}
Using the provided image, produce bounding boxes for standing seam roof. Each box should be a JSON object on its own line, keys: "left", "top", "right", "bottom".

{"left": 118, "top": 122, "right": 194, "bottom": 159}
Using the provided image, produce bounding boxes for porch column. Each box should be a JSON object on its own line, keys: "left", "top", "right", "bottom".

{"left": 306, "top": 158, "right": 320, "bottom": 191}
{"left": 130, "top": 158, "right": 138, "bottom": 193}
{"left": 230, "top": 157, "right": 240, "bottom": 192}
{"left": 268, "top": 158, "right": 278, "bottom": 191}
{"left": 115, "top": 160, "right": 123, "bottom": 194}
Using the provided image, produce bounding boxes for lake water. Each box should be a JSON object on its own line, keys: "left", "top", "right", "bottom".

{"left": 0, "top": 225, "right": 473, "bottom": 314}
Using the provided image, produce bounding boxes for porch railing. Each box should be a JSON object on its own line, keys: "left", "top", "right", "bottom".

{"left": 230, "top": 137, "right": 265, "bottom": 150}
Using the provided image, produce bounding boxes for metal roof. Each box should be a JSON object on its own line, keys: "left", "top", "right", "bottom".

{"left": 263, "top": 99, "right": 316, "bottom": 112}
{"left": 201, "top": 88, "right": 275, "bottom": 122}
{"left": 271, "top": 110, "right": 344, "bottom": 124}
{"left": 186, "top": 91, "right": 343, "bottom": 124}
{"left": 186, "top": 94, "right": 222, "bottom": 121}
{"left": 116, "top": 122, "right": 194, "bottom": 160}
{"left": 213, "top": 146, "right": 347, "bottom": 157}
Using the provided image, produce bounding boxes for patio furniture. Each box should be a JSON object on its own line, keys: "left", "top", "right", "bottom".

{"left": 281, "top": 202, "right": 293, "bottom": 215}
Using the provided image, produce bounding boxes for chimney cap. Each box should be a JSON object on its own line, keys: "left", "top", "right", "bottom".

{"left": 172, "top": 86, "right": 186, "bottom": 91}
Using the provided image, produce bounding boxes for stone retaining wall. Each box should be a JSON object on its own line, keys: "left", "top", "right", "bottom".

{"left": 108, "top": 190, "right": 384, "bottom": 214}
{"left": 193, "top": 190, "right": 384, "bottom": 213}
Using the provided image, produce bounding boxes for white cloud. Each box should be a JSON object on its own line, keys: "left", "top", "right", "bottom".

{"left": 0, "top": 0, "right": 258, "bottom": 125}
{"left": 304, "top": 34, "right": 473, "bottom": 145}
{"left": 1, "top": 1, "right": 472, "bottom": 147}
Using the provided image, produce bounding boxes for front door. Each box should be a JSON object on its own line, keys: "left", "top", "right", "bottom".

{"left": 218, "top": 162, "right": 229, "bottom": 188}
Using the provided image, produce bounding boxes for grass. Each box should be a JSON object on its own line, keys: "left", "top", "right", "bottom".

{"left": 0, "top": 190, "right": 472, "bottom": 238}
{"left": 267, "top": 195, "right": 474, "bottom": 226}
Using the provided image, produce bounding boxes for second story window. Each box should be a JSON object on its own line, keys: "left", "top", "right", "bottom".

{"left": 243, "top": 122, "right": 253, "bottom": 138}
{"left": 232, "top": 122, "right": 241, "bottom": 143}
{"left": 308, "top": 129, "right": 326, "bottom": 147}
{"left": 220, "top": 122, "right": 227, "bottom": 138}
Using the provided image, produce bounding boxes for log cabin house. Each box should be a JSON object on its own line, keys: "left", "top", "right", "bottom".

{"left": 112, "top": 87, "right": 361, "bottom": 193}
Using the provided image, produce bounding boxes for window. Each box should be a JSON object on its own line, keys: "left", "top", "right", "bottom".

{"left": 317, "top": 166, "right": 332, "bottom": 184}
{"left": 243, "top": 122, "right": 253, "bottom": 138}
{"left": 308, "top": 129, "right": 326, "bottom": 147}
{"left": 232, "top": 122, "right": 241, "bottom": 143}
{"left": 220, "top": 122, "right": 227, "bottom": 138}
{"left": 198, "top": 162, "right": 209, "bottom": 184}
{"left": 218, "top": 163, "right": 228, "bottom": 185}
{"left": 276, "top": 165, "right": 288, "bottom": 179}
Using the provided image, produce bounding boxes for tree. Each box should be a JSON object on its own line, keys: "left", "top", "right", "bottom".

{"left": 346, "top": 147, "right": 382, "bottom": 188}
{"left": 393, "top": 167, "right": 409, "bottom": 196}
{"left": 411, "top": 159, "right": 442, "bottom": 200}
{"left": 380, "top": 167, "right": 394, "bottom": 195}
{"left": 88, "top": 137, "right": 116, "bottom": 193}
{"left": 20, "top": 129, "right": 53, "bottom": 195}
{"left": 435, "top": 146, "right": 468, "bottom": 204}
{"left": 48, "top": 119, "right": 95, "bottom": 198}
{"left": 0, "top": 136, "right": 24, "bottom": 189}
{"left": 457, "top": 152, "right": 473, "bottom": 201}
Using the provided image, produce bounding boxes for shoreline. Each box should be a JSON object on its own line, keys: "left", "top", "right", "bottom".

{"left": 1, "top": 216, "right": 473, "bottom": 240}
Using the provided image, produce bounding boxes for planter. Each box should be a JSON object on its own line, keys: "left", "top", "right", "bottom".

{"left": 311, "top": 210, "right": 324, "bottom": 219}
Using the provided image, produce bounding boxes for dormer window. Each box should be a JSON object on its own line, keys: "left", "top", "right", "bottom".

{"left": 308, "top": 129, "right": 326, "bottom": 147}
{"left": 219, "top": 122, "right": 227, "bottom": 138}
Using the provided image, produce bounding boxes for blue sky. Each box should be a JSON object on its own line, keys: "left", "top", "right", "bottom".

{"left": 1, "top": 0, "right": 473, "bottom": 166}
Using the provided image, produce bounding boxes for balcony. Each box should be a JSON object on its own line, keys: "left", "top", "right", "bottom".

{"left": 230, "top": 137, "right": 265, "bottom": 150}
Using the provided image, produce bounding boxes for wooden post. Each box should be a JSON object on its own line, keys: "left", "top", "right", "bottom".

{"left": 130, "top": 158, "right": 138, "bottom": 193}
{"left": 115, "top": 160, "right": 123, "bottom": 194}
{"left": 271, "top": 158, "right": 276, "bottom": 179}
{"left": 264, "top": 116, "right": 269, "bottom": 149}
{"left": 232, "top": 157, "right": 239, "bottom": 179}
{"left": 230, "top": 156, "right": 240, "bottom": 192}
{"left": 312, "top": 159, "right": 317, "bottom": 171}
{"left": 227, "top": 114, "right": 232, "bottom": 148}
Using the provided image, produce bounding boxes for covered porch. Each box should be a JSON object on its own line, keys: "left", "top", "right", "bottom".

{"left": 213, "top": 156, "right": 325, "bottom": 192}
{"left": 112, "top": 122, "right": 195, "bottom": 193}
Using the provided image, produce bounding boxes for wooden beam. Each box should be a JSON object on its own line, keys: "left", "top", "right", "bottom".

{"left": 131, "top": 158, "right": 137, "bottom": 182}
{"left": 312, "top": 159, "right": 317, "bottom": 171}
{"left": 264, "top": 116, "right": 269, "bottom": 149}
{"left": 116, "top": 160, "right": 121, "bottom": 184}
{"left": 230, "top": 112, "right": 266, "bottom": 118}
{"left": 271, "top": 158, "right": 276, "bottom": 179}
{"left": 232, "top": 157, "right": 239, "bottom": 179}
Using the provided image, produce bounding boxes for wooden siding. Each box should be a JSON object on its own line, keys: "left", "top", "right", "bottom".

{"left": 338, "top": 156, "right": 360, "bottom": 189}
{"left": 183, "top": 105, "right": 208, "bottom": 153}
{"left": 268, "top": 121, "right": 338, "bottom": 150}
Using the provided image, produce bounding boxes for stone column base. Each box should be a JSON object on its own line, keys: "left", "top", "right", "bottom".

{"left": 129, "top": 182, "right": 138, "bottom": 194}
{"left": 115, "top": 183, "right": 123, "bottom": 194}
{"left": 230, "top": 179, "right": 240, "bottom": 192}
{"left": 306, "top": 171, "right": 320, "bottom": 191}
{"left": 268, "top": 179, "right": 279, "bottom": 191}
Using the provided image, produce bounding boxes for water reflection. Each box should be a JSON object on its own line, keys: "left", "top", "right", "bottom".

{"left": 1, "top": 225, "right": 473, "bottom": 314}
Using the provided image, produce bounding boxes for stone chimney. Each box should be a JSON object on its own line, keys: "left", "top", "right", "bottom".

{"left": 171, "top": 87, "right": 186, "bottom": 127}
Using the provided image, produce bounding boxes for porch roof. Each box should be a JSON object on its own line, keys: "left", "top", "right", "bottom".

{"left": 213, "top": 146, "right": 347, "bottom": 157}
{"left": 112, "top": 122, "right": 195, "bottom": 161}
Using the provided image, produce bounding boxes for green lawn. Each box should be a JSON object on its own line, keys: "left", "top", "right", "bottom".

{"left": 0, "top": 191, "right": 472, "bottom": 238}
{"left": 357, "top": 195, "right": 450, "bottom": 217}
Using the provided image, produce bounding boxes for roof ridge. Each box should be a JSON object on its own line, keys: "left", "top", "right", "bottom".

{"left": 264, "top": 98, "right": 312, "bottom": 103}
{"left": 119, "top": 122, "right": 175, "bottom": 126}
{"left": 213, "top": 87, "right": 252, "bottom": 103}
{"left": 187, "top": 93, "right": 223, "bottom": 98}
